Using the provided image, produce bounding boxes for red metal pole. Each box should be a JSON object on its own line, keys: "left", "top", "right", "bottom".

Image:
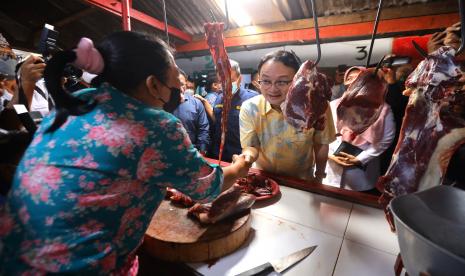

{"left": 121, "top": 0, "right": 132, "bottom": 31}
{"left": 83, "top": 0, "right": 192, "bottom": 41}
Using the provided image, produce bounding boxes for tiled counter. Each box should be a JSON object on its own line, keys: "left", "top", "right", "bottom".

{"left": 189, "top": 186, "right": 400, "bottom": 276}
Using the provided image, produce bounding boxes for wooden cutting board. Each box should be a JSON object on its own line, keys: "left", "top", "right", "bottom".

{"left": 143, "top": 200, "right": 252, "bottom": 262}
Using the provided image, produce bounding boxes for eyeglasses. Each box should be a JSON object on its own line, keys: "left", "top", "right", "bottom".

{"left": 258, "top": 79, "right": 292, "bottom": 89}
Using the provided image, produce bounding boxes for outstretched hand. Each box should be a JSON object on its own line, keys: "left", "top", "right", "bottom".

{"left": 231, "top": 154, "right": 251, "bottom": 178}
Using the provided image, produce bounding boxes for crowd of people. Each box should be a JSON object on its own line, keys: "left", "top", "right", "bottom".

{"left": 0, "top": 20, "right": 463, "bottom": 274}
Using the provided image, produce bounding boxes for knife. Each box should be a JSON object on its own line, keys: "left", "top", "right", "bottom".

{"left": 235, "top": 245, "right": 317, "bottom": 276}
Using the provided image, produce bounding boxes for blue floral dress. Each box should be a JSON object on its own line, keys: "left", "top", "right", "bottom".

{"left": 0, "top": 84, "right": 223, "bottom": 275}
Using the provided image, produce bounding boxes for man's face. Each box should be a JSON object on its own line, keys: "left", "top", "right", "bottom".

{"left": 0, "top": 78, "right": 17, "bottom": 95}
{"left": 335, "top": 70, "right": 345, "bottom": 84}
{"left": 259, "top": 60, "right": 296, "bottom": 107}
{"left": 230, "top": 70, "right": 241, "bottom": 93}
{"left": 231, "top": 70, "right": 241, "bottom": 84}
{"left": 186, "top": 80, "right": 195, "bottom": 90}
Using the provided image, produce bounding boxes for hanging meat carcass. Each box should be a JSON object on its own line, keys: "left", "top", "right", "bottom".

{"left": 336, "top": 67, "right": 389, "bottom": 136}
{"left": 282, "top": 60, "right": 333, "bottom": 131}
{"left": 204, "top": 22, "right": 232, "bottom": 164}
{"left": 377, "top": 46, "right": 465, "bottom": 230}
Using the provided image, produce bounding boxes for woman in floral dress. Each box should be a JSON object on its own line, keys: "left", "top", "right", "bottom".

{"left": 0, "top": 32, "right": 252, "bottom": 275}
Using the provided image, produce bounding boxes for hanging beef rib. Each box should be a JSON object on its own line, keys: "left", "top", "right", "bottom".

{"left": 377, "top": 46, "right": 465, "bottom": 230}
{"left": 283, "top": 60, "right": 333, "bottom": 130}
{"left": 336, "top": 67, "right": 388, "bottom": 136}
{"left": 204, "top": 22, "right": 232, "bottom": 163}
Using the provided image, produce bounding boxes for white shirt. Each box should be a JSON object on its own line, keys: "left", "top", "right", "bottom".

{"left": 30, "top": 78, "right": 53, "bottom": 116}
{"left": 324, "top": 100, "right": 396, "bottom": 190}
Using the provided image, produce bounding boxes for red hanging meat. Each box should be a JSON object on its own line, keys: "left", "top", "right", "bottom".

{"left": 377, "top": 46, "right": 465, "bottom": 230}
{"left": 336, "top": 67, "right": 388, "bottom": 136}
{"left": 283, "top": 60, "right": 333, "bottom": 130}
{"left": 204, "top": 22, "right": 232, "bottom": 164}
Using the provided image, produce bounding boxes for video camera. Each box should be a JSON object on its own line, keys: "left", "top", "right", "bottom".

{"left": 194, "top": 73, "right": 208, "bottom": 96}
{"left": 37, "top": 23, "right": 59, "bottom": 62}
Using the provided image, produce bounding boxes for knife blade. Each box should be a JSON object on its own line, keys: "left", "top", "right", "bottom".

{"left": 235, "top": 245, "right": 317, "bottom": 276}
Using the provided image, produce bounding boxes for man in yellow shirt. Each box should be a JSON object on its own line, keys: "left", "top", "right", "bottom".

{"left": 239, "top": 50, "right": 336, "bottom": 182}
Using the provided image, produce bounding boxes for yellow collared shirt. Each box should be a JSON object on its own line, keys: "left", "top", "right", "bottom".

{"left": 239, "top": 95, "right": 336, "bottom": 180}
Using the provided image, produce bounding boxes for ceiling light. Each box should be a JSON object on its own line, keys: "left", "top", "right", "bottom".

{"left": 217, "top": 0, "right": 252, "bottom": 27}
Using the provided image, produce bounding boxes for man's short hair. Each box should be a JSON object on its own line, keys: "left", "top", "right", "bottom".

{"left": 229, "top": 59, "right": 241, "bottom": 76}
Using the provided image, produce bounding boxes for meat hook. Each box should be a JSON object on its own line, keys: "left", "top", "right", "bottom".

{"left": 374, "top": 55, "right": 387, "bottom": 77}
{"left": 411, "top": 40, "right": 428, "bottom": 58}
{"left": 209, "top": 9, "right": 218, "bottom": 22}
{"left": 367, "top": 0, "right": 384, "bottom": 68}
{"left": 224, "top": 0, "right": 230, "bottom": 30}
{"left": 161, "top": 0, "right": 169, "bottom": 45}
{"left": 310, "top": 0, "right": 321, "bottom": 65}
{"left": 457, "top": 0, "right": 465, "bottom": 55}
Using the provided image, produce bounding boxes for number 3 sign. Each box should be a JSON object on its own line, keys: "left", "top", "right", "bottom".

{"left": 356, "top": 46, "right": 368, "bottom": 60}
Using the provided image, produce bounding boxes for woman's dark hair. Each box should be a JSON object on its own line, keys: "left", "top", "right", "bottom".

{"left": 257, "top": 50, "right": 301, "bottom": 74}
{"left": 44, "top": 31, "right": 173, "bottom": 132}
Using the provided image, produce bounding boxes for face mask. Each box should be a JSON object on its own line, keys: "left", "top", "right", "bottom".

{"left": 1, "top": 89, "right": 13, "bottom": 101}
{"left": 161, "top": 87, "right": 182, "bottom": 113}
{"left": 232, "top": 81, "right": 239, "bottom": 95}
{"left": 184, "top": 89, "right": 194, "bottom": 96}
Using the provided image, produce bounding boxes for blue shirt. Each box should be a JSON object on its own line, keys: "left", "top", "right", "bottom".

{"left": 209, "top": 87, "right": 259, "bottom": 162}
{"left": 205, "top": 92, "right": 220, "bottom": 106}
{"left": 0, "top": 84, "right": 223, "bottom": 275}
{"left": 173, "top": 94, "right": 210, "bottom": 152}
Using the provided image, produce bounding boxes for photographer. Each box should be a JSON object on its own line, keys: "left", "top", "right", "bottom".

{"left": 0, "top": 32, "right": 252, "bottom": 275}
{"left": 16, "top": 55, "right": 54, "bottom": 115}
{"left": 0, "top": 34, "right": 18, "bottom": 114}
{"left": 0, "top": 36, "right": 32, "bottom": 197}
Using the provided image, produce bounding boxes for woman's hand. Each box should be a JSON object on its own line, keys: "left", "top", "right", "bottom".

{"left": 20, "top": 55, "right": 46, "bottom": 86}
{"left": 329, "top": 152, "right": 362, "bottom": 167}
{"left": 231, "top": 154, "right": 252, "bottom": 178}
{"left": 19, "top": 55, "right": 46, "bottom": 108}
{"left": 193, "top": 94, "right": 206, "bottom": 103}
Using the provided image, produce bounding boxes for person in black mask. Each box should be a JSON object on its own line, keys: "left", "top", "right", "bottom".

{"left": 0, "top": 32, "right": 253, "bottom": 275}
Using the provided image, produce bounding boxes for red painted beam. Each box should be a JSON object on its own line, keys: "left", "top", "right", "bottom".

{"left": 121, "top": 0, "right": 131, "bottom": 31}
{"left": 176, "top": 13, "right": 458, "bottom": 53}
{"left": 83, "top": 0, "right": 192, "bottom": 42}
